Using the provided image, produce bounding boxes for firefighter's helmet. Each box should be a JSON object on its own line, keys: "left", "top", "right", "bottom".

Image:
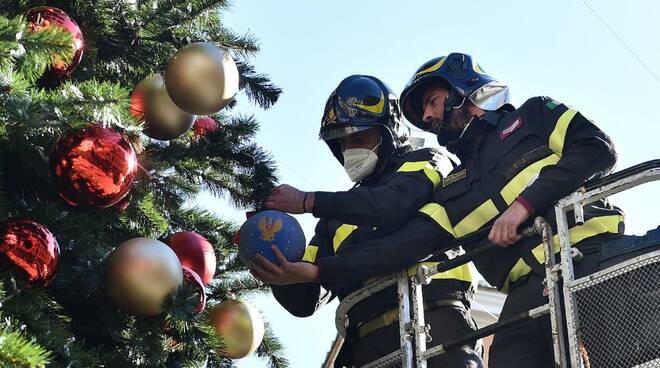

{"left": 320, "top": 75, "right": 410, "bottom": 164}
{"left": 400, "top": 52, "right": 510, "bottom": 132}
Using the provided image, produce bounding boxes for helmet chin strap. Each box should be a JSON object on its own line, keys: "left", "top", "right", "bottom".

{"left": 458, "top": 115, "right": 479, "bottom": 140}
{"left": 442, "top": 91, "right": 466, "bottom": 126}
{"left": 436, "top": 90, "right": 466, "bottom": 146}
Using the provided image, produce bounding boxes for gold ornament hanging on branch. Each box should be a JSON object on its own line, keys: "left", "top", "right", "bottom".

{"left": 105, "top": 237, "right": 183, "bottom": 316}
{"left": 208, "top": 299, "right": 265, "bottom": 359}
{"left": 165, "top": 42, "right": 239, "bottom": 115}
{"left": 130, "top": 74, "right": 196, "bottom": 141}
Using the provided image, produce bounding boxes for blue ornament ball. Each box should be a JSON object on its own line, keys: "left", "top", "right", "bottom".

{"left": 238, "top": 210, "right": 306, "bottom": 265}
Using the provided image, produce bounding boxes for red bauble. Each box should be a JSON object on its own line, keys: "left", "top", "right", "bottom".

{"left": 182, "top": 266, "right": 206, "bottom": 314}
{"left": 51, "top": 125, "right": 137, "bottom": 208}
{"left": 192, "top": 116, "right": 219, "bottom": 138}
{"left": 0, "top": 219, "right": 60, "bottom": 285}
{"left": 232, "top": 231, "right": 240, "bottom": 247}
{"left": 27, "top": 6, "right": 84, "bottom": 80}
{"left": 166, "top": 232, "right": 216, "bottom": 285}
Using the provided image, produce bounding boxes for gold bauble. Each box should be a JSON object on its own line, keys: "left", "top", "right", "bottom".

{"left": 130, "top": 74, "right": 196, "bottom": 141}
{"left": 164, "top": 42, "right": 239, "bottom": 115}
{"left": 208, "top": 299, "right": 265, "bottom": 359}
{"left": 105, "top": 237, "right": 183, "bottom": 316}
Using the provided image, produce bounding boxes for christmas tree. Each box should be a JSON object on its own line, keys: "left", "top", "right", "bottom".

{"left": 0, "top": 1, "right": 288, "bottom": 367}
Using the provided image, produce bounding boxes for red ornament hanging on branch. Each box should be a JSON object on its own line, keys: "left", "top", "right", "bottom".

{"left": 50, "top": 125, "right": 137, "bottom": 208}
{"left": 0, "top": 218, "right": 60, "bottom": 286}
{"left": 182, "top": 266, "right": 206, "bottom": 314}
{"left": 26, "top": 6, "right": 84, "bottom": 83}
{"left": 166, "top": 231, "right": 216, "bottom": 285}
{"left": 192, "top": 116, "right": 219, "bottom": 138}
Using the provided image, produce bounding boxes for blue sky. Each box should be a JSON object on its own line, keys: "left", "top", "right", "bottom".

{"left": 198, "top": 1, "right": 660, "bottom": 366}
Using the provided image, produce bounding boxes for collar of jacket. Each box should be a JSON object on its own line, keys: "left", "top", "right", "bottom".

{"left": 449, "top": 106, "right": 512, "bottom": 157}
{"left": 479, "top": 103, "right": 515, "bottom": 126}
{"left": 358, "top": 145, "right": 413, "bottom": 186}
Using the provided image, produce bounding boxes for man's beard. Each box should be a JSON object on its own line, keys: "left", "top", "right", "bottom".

{"left": 434, "top": 110, "right": 479, "bottom": 153}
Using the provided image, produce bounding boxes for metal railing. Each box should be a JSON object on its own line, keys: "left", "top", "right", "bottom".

{"left": 326, "top": 159, "right": 660, "bottom": 367}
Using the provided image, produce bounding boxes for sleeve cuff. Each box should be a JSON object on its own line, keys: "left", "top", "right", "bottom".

{"left": 311, "top": 191, "right": 336, "bottom": 218}
{"left": 515, "top": 195, "right": 535, "bottom": 215}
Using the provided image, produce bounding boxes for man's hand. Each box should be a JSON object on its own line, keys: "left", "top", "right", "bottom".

{"left": 263, "top": 184, "right": 312, "bottom": 214}
{"left": 249, "top": 245, "right": 319, "bottom": 285}
{"left": 488, "top": 200, "right": 531, "bottom": 247}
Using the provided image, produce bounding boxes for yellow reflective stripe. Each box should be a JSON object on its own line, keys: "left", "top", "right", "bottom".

{"left": 419, "top": 203, "right": 455, "bottom": 236}
{"left": 398, "top": 161, "right": 441, "bottom": 188}
{"left": 530, "top": 215, "right": 623, "bottom": 263}
{"left": 454, "top": 200, "right": 499, "bottom": 237}
{"left": 503, "top": 214, "right": 624, "bottom": 292}
{"left": 302, "top": 245, "right": 319, "bottom": 263}
{"left": 415, "top": 57, "right": 446, "bottom": 77}
{"left": 333, "top": 224, "right": 358, "bottom": 252}
{"left": 500, "top": 154, "right": 561, "bottom": 205}
{"left": 353, "top": 90, "right": 385, "bottom": 114}
{"left": 549, "top": 108, "right": 578, "bottom": 154}
{"left": 501, "top": 258, "right": 531, "bottom": 294}
{"left": 407, "top": 262, "right": 475, "bottom": 283}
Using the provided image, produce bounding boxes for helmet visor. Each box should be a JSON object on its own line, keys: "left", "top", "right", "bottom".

{"left": 319, "top": 125, "right": 376, "bottom": 141}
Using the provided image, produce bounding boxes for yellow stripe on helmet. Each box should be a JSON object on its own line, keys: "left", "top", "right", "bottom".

{"left": 415, "top": 57, "right": 446, "bottom": 77}
{"left": 473, "top": 62, "right": 485, "bottom": 74}
{"left": 353, "top": 90, "right": 385, "bottom": 114}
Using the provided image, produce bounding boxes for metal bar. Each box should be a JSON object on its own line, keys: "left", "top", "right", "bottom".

{"left": 360, "top": 350, "right": 403, "bottom": 368}
{"left": 397, "top": 272, "right": 414, "bottom": 368}
{"left": 335, "top": 273, "right": 398, "bottom": 337}
{"left": 322, "top": 334, "right": 344, "bottom": 368}
{"left": 423, "top": 304, "right": 551, "bottom": 360}
{"left": 431, "top": 227, "right": 536, "bottom": 275}
{"left": 573, "top": 202, "right": 585, "bottom": 225}
{"left": 558, "top": 168, "right": 660, "bottom": 208}
{"left": 582, "top": 159, "right": 660, "bottom": 191}
{"left": 555, "top": 205, "right": 583, "bottom": 367}
{"left": 412, "top": 276, "right": 428, "bottom": 368}
{"left": 536, "top": 217, "right": 569, "bottom": 367}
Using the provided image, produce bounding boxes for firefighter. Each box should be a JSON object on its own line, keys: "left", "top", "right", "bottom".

{"left": 250, "top": 74, "right": 484, "bottom": 367}
{"left": 394, "top": 52, "right": 624, "bottom": 367}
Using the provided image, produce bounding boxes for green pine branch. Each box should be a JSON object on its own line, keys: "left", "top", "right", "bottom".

{"left": 237, "top": 61, "right": 282, "bottom": 110}
{"left": 0, "top": 328, "right": 52, "bottom": 368}
{"left": 0, "top": 1, "right": 289, "bottom": 366}
{"left": 256, "top": 323, "right": 289, "bottom": 368}
{"left": 0, "top": 15, "right": 74, "bottom": 84}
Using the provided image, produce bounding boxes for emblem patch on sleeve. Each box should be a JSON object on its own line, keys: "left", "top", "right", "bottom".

{"left": 442, "top": 169, "right": 467, "bottom": 187}
{"left": 500, "top": 117, "right": 524, "bottom": 140}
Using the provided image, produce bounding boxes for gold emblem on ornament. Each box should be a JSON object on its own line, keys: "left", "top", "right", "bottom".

{"left": 257, "top": 217, "right": 283, "bottom": 241}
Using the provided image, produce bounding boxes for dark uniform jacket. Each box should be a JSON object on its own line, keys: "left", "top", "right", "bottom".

{"left": 271, "top": 146, "right": 475, "bottom": 327}
{"left": 323, "top": 97, "right": 624, "bottom": 292}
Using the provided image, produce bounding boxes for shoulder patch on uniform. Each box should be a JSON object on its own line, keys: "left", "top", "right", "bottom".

{"left": 499, "top": 117, "right": 524, "bottom": 140}
{"left": 545, "top": 100, "right": 559, "bottom": 110}
{"left": 442, "top": 169, "right": 466, "bottom": 187}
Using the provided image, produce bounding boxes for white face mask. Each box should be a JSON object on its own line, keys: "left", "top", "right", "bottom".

{"left": 342, "top": 140, "right": 381, "bottom": 182}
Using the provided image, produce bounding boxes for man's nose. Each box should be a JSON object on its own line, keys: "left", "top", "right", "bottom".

{"left": 422, "top": 107, "right": 435, "bottom": 126}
